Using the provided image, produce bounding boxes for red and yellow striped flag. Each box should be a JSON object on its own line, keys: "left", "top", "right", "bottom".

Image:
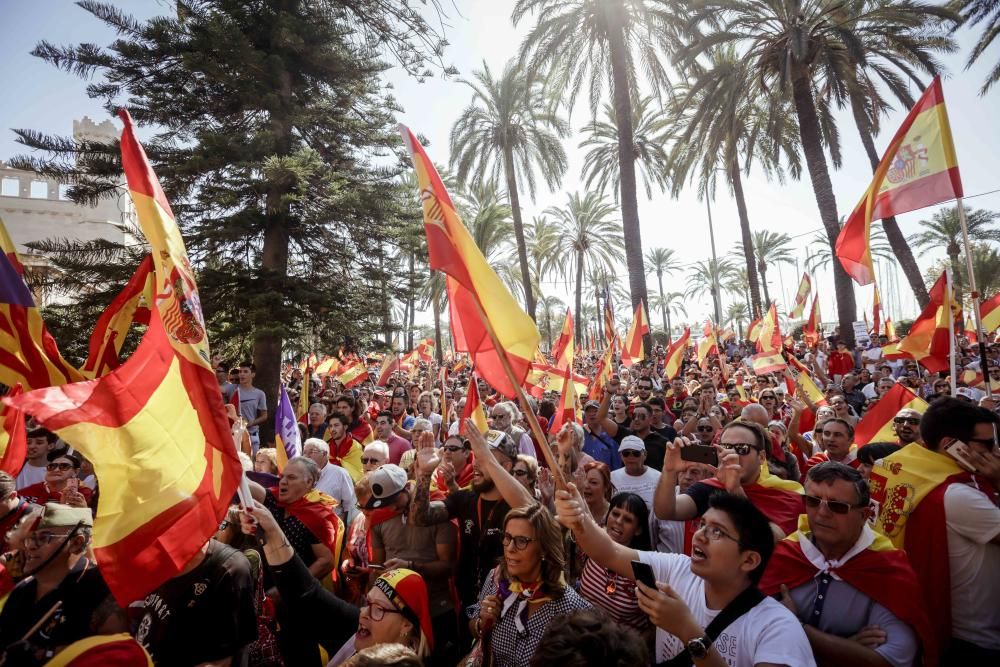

{"left": 548, "top": 366, "right": 580, "bottom": 434}
{"left": 885, "top": 318, "right": 897, "bottom": 342}
{"left": 751, "top": 351, "right": 787, "bottom": 375}
{"left": 401, "top": 126, "right": 539, "bottom": 398}
{"left": 899, "top": 271, "right": 959, "bottom": 373}
{"left": 0, "top": 384, "right": 26, "bottom": 475}
{"left": 788, "top": 273, "right": 812, "bottom": 319}
{"left": 803, "top": 297, "right": 821, "bottom": 348}
{"left": 855, "top": 383, "right": 928, "bottom": 445}
{"left": 552, "top": 308, "right": 574, "bottom": 371}
{"left": 461, "top": 373, "right": 489, "bottom": 435}
{"left": 620, "top": 300, "right": 649, "bottom": 367}
{"left": 591, "top": 341, "right": 616, "bottom": 397}
{"left": 872, "top": 283, "right": 883, "bottom": 339}
{"left": 663, "top": 327, "right": 691, "bottom": 380}
{"left": 837, "top": 77, "right": 963, "bottom": 285}
{"left": 338, "top": 359, "right": 369, "bottom": 388}
{"left": 81, "top": 255, "right": 155, "bottom": 378}
{"left": 696, "top": 320, "right": 717, "bottom": 366}
{"left": 981, "top": 292, "right": 1000, "bottom": 333}
{"left": 964, "top": 317, "right": 978, "bottom": 344}
{"left": 756, "top": 303, "right": 782, "bottom": 354}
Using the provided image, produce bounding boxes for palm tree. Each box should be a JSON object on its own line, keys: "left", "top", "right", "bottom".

{"left": 450, "top": 59, "right": 569, "bottom": 321}
{"left": 458, "top": 181, "right": 514, "bottom": 262}
{"left": 543, "top": 192, "right": 625, "bottom": 346}
{"left": 726, "top": 267, "right": 753, "bottom": 311}
{"left": 806, "top": 226, "right": 895, "bottom": 274}
{"left": 743, "top": 230, "right": 795, "bottom": 308}
{"left": 910, "top": 205, "right": 1000, "bottom": 297}
{"left": 580, "top": 95, "right": 672, "bottom": 201}
{"left": 951, "top": 0, "right": 1000, "bottom": 94}
{"left": 650, "top": 291, "right": 688, "bottom": 340}
{"left": 523, "top": 215, "right": 559, "bottom": 291}
{"left": 536, "top": 294, "right": 565, "bottom": 352}
{"left": 686, "top": 258, "right": 738, "bottom": 325}
{"left": 681, "top": 0, "right": 919, "bottom": 343}
{"left": 971, "top": 243, "right": 1000, "bottom": 299}
{"left": 513, "top": 0, "right": 681, "bottom": 345}
{"left": 665, "top": 48, "right": 802, "bottom": 320}
{"left": 645, "top": 248, "right": 683, "bottom": 335}
{"left": 724, "top": 301, "right": 750, "bottom": 339}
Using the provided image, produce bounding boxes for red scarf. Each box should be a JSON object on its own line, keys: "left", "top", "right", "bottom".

{"left": 268, "top": 487, "right": 343, "bottom": 582}
{"left": 760, "top": 528, "right": 937, "bottom": 665}
{"left": 330, "top": 434, "right": 356, "bottom": 467}
{"left": 701, "top": 477, "right": 803, "bottom": 535}
{"left": 432, "top": 457, "right": 475, "bottom": 501}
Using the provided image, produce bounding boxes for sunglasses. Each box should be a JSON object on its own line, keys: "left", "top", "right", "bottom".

{"left": 620, "top": 449, "right": 643, "bottom": 457}
{"left": 361, "top": 457, "right": 383, "bottom": 465}
{"left": 46, "top": 462, "right": 74, "bottom": 471}
{"left": 442, "top": 445, "right": 464, "bottom": 453}
{"left": 696, "top": 426, "right": 714, "bottom": 432}
{"left": 803, "top": 494, "right": 864, "bottom": 515}
{"left": 893, "top": 417, "right": 920, "bottom": 426}
{"left": 722, "top": 443, "right": 758, "bottom": 456}
{"left": 513, "top": 469, "right": 530, "bottom": 477}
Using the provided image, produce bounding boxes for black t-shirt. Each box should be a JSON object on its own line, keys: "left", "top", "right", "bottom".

{"left": 683, "top": 481, "right": 722, "bottom": 516}
{"left": 0, "top": 558, "right": 115, "bottom": 664}
{"left": 264, "top": 490, "right": 319, "bottom": 566}
{"left": 443, "top": 490, "right": 510, "bottom": 607}
{"left": 135, "top": 539, "right": 257, "bottom": 666}
{"left": 615, "top": 427, "right": 671, "bottom": 471}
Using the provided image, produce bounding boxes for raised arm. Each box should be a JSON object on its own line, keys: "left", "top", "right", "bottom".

{"left": 652, "top": 438, "right": 700, "bottom": 521}
{"left": 464, "top": 420, "right": 534, "bottom": 509}
{"left": 410, "top": 432, "right": 454, "bottom": 526}
{"left": 554, "top": 482, "right": 636, "bottom": 578}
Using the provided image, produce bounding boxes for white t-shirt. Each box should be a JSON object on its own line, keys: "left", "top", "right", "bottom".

{"left": 861, "top": 347, "right": 882, "bottom": 372}
{"left": 15, "top": 463, "right": 46, "bottom": 490}
{"left": 611, "top": 466, "right": 660, "bottom": 510}
{"left": 944, "top": 482, "right": 1000, "bottom": 649}
{"left": 638, "top": 552, "right": 816, "bottom": 667}
{"left": 315, "top": 463, "right": 358, "bottom": 526}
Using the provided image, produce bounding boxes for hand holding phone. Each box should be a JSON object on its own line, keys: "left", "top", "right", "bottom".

{"left": 944, "top": 439, "right": 978, "bottom": 472}
{"left": 631, "top": 560, "right": 657, "bottom": 589}
{"left": 680, "top": 445, "right": 719, "bottom": 467}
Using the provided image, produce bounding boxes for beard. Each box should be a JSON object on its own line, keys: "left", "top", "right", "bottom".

{"left": 472, "top": 477, "right": 495, "bottom": 494}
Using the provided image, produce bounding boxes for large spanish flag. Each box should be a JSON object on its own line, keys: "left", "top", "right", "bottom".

{"left": 401, "top": 126, "right": 539, "bottom": 398}
{"left": 854, "top": 383, "right": 927, "bottom": 445}
{"left": 0, "top": 220, "right": 85, "bottom": 390}
{"left": 338, "top": 359, "right": 369, "bottom": 388}
{"left": 0, "top": 384, "right": 26, "bottom": 475}
{"left": 80, "top": 255, "right": 155, "bottom": 378}
{"left": 620, "top": 300, "right": 649, "bottom": 367}
{"left": 898, "top": 271, "right": 959, "bottom": 373}
{"left": 788, "top": 273, "right": 811, "bottom": 319}
{"left": 663, "top": 327, "right": 690, "bottom": 380}
{"left": 836, "top": 77, "right": 963, "bottom": 285}
{"left": 5, "top": 111, "right": 243, "bottom": 605}
{"left": 696, "top": 321, "right": 717, "bottom": 367}
{"left": 803, "top": 296, "right": 821, "bottom": 348}
{"left": 551, "top": 308, "right": 574, "bottom": 371}
{"left": 756, "top": 303, "right": 781, "bottom": 354}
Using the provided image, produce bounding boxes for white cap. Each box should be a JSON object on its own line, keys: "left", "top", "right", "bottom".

{"left": 618, "top": 435, "right": 645, "bottom": 453}
{"left": 364, "top": 464, "right": 408, "bottom": 509}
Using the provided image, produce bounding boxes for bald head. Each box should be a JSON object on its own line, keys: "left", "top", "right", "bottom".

{"left": 741, "top": 403, "right": 769, "bottom": 427}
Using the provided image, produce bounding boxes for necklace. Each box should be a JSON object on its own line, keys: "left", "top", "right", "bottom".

{"left": 604, "top": 568, "right": 621, "bottom": 595}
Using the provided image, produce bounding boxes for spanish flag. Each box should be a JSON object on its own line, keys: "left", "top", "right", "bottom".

{"left": 620, "top": 300, "right": 649, "bottom": 367}
{"left": 869, "top": 443, "right": 976, "bottom": 649}
{"left": 981, "top": 292, "right": 1000, "bottom": 332}
{"left": 803, "top": 296, "right": 821, "bottom": 348}
{"left": 759, "top": 515, "right": 937, "bottom": 665}
{"left": 461, "top": 373, "right": 489, "bottom": 435}
{"left": 603, "top": 289, "right": 616, "bottom": 346}
{"left": 963, "top": 316, "right": 978, "bottom": 344}
{"left": 0, "top": 220, "right": 84, "bottom": 390}
{"left": 751, "top": 351, "right": 787, "bottom": 375}
{"left": 871, "top": 282, "right": 883, "bottom": 338}
{"left": 376, "top": 353, "right": 402, "bottom": 386}
{"left": 314, "top": 356, "right": 340, "bottom": 376}
{"left": 338, "top": 359, "right": 369, "bottom": 388}
{"left": 700, "top": 474, "right": 803, "bottom": 535}
{"left": 551, "top": 308, "right": 574, "bottom": 371}
{"left": 663, "top": 327, "right": 691, "bottom": 380}
{"left": 0, "top": 384, "right": 26, "bottom": 476}
{"left": 885, "top": 317, "right": 897, "bottom": 342}
{"left": 523, "top": 362, "right": 553, "bottom": 399}
{"left": 548, "top": 366, "right": 580, "bottom": 434}
{"left": 591, "top": 340, "right": 617, "bottom": 396}
{"left": 5, "top": 111, "right": 243, "bottom": 605}
{"left": 756, "top": 303, "right": 782, "bottom": 354}
{"left": 80, "top": 255, "right": 155, "bottom": 378}
{"left": 788, "top": 273, "right": 811, "bottom": 319}
{"left": 746, "top": 316, "right": 762, "bottom": 345}
{"left": 836, "top": 77, "right": 963, "bottom": 285}
{"left": 854, "top": 383, "right": 927, "bottom": 445}
{"left": 401, "top": 126, "right": 539, "bottom": 398}
{"left": 696, "top": 321, "right": 717, "bottom": 367}
{"left": 898, "top": 271, "right": 959, "bottom": 373}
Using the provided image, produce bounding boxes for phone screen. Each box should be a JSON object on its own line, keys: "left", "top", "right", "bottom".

{"left": 630, "top": 560, "right": 657, "bottom": 589}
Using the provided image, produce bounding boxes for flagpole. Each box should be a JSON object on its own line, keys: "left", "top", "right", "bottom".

{"left": 947, "top": 268, "right": 957, "bottom": 394}
{"left": 957, "top": 197, "right": 994, "bottom": 395}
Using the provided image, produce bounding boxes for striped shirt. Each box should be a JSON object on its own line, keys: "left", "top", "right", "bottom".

{"left": 578, "top": 558, "right": 650, "bottom": 631}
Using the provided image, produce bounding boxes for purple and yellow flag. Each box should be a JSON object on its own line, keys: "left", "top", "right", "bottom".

{"left": 275, "top": 383, "right": 301, "bottom": 472}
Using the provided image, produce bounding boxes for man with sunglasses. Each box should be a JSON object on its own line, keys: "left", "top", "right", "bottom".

{"left": 0, "top": 503, "right": 130, "bottom": 665}
{"left": 556, "top": 486, "right": 814, "bottom": 666}
{"left": 655, "top": 420, "right": 805, "bottom": 540}
{"left": 760, "top": 463, "right": 929, "bottom": 666}
{"left": 870, "top": 397, "right": 1000, "bottom": 662}
{"left": 890, "top": 409, "right": 921, "bottom": 446}
{"left": 18, "top": 449, "right": 91, "bottom": 508}
{"left": 610, "top": 436, "right": 660, "bottom": 510}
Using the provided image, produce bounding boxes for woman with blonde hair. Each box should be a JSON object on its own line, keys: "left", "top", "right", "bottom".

{"left": 469, "top": 504, "right": 590, "bottom": 666}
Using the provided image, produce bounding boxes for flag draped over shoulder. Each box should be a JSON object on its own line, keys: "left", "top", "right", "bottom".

{"left": 81, "top": 255, "right": 155, "bottom": 378}
{"left": 663, "top": 327, "right": 690, "bottom": 380}
{"left": 620, "top": 300, "right": 649, "bottom": 367}
{"left": 275, "top": 384, "right": 302, "bottom": 472}
{"left": 836, "top": 77, "right": 963, "bottom": 285}
{"left": 0, "top": 384, "right": 26, "bottom": 475}
{"left": 4, "top": 110, "right": 242, "bottom": 606}
{"left": 0, "top": 220, "right": 84, "bottom": 390}
{"left": 854, "top": 383, "right": 927, "bottom": 445}
{"left": 788, "top": 273, "right": 811, "bottom": 319}
{"left": 898, "top": 271, "right": 958, "bottom": 372}
{"left": 401, "top": 126, "right": 539, "bottom": 398}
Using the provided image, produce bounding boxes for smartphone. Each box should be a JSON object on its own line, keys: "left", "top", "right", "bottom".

{"left": 681, "top": 445, "right": 719, "bottom": 467}
{"left": 65, "top": 478, "right": 79, "bottom": 494}
{"left": 630, "top": 560, "right": 657, "bottom": 589}
{"left": 944, "top": 440, "right": 978, "bottom": 472}
{"left": 368, "top": 564, "right": 386, "bottom": 571}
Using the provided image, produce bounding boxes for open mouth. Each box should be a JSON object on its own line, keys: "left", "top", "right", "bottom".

{"left": 356, "top": 624, "right": 371, "bottom": 640}
{"left": 691, "top": 546, "right": 707, "bottom": 562}
{"left": 607, "top": 526, "right": 623, "bottom": 541}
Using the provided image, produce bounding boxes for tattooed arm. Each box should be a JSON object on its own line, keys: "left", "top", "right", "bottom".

{"left": 410, "top": 435, "right": 451, "bottom": 525}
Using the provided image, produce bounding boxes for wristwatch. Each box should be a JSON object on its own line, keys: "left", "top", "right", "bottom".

{"left": 686, "top": 635, "right": 712, "bottom": 661}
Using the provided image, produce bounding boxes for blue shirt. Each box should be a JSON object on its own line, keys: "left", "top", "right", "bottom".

{"left": 583, "top": 429, "right": 623, "bottom": 471}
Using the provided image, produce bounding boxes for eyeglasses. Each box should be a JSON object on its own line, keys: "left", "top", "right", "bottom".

{"left": 46, "top": 462, "right": 73, "bottom": 472}
{"left": 696, "top": 426, "right": 714, "bottom": 433}
{"left": 513, "top": 469, "right": 530, "bottom": 477}
{"left": 721, "top": 443, "right": 758, "bottom": 456}
{"left": 893, "top": 417, "right": 920, "bottom": 426}
{"left": 620, "top": 449, "right": 643, "bottom": 457}
{"left": 364, "top": 600, "right": 404, "bottom": 622}
{"left": 442, "top": 446, "right": 464, "bottom": 453}
{"left": 490, "top": 414, "right": 508, "bottom": 420}
{"left": 695, "top": 520, "right": 743, "bottom": 546}
{"left": 218, "top": 520, "right": 231, "bottom": 531}
{"left": 501, "top": 532, "right": 534, "bottom": 551}
{"left": 361, "top": 457, "right": 383, "bottom": 465}
{"left": 25, "top": 531, "right": 72, "bottom": 548}
{"left": 803, "top": 494, "right": 864, "bottom": 515}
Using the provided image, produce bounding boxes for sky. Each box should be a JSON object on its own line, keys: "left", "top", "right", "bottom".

{"left": 2, "top": 0, "right": 999, "bottom": 335}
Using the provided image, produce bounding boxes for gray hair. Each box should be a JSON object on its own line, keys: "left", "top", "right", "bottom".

{"left": 568, "top": 422, "right": 584, "bottom": 449}
{"left": 309, "top": 402, "right": 328, "bottom": 416}
{"left": 496, "top": 401, "right": 521, "bottom": 421}
{"left": 364, "top": 441, "right": 390, "bottom": 461}
{"left": 412, "top": 418, "right": 433, "bottom": 432}
{"left": 303, "top": 437, "right": 330, "bottom": 456}
{"left": 285, "top": 455, "right": 321, "bottom": 486}
{"left": 806, "top": 461, "right": 870, "bottom": 506}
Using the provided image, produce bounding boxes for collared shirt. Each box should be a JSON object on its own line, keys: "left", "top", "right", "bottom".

{"left": 582, "top": 427, "right": 623, "bottom": 471}
{"left": 315, "top": 463, "right": 357, "bottom": 526}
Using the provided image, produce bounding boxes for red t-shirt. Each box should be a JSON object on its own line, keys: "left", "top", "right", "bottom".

{"left": 18, "top": 482, "right": 93, "bottom": 507}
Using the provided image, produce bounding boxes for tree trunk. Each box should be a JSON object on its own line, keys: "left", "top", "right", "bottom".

{"left": 849, "top": 95, "right": 930, "bottom": 308}
{"left": 432, "top": 288, "right": 443, "bottom": 363}
{"left": 656, "top": 271, "right": 669, "bottom": 338}
{"left": 575, "top": 250, "right": 585, "bottom": 347}
{"left": 596, "top": 287, "right": 605, "bottom": 341}
{"left": 759, "top": 263, "right": 771, "bottom": 306}
{"left": 545, "top": 308, "right": 554, "bottom": 353}
{"left": 603, "top": 0, "right": 650, "bottom": 354}
{"left": 949, "top": 246, "right": 964, "bottom": 301}
{"left": 502, "top": 145, "right": 537, "bottom": 321}
{"left": 407, "top": 251, "right": 416, "bottom": 350}
{"left": 730, "top": 166, "right": 763, "bottom": 318}
{"left": 791, "top": 73, "right": 858, "bottom": 345}
{"left": 665, "top": 303, "right": 673, "bottom": 344}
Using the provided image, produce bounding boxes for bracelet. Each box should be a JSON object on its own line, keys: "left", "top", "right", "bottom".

{"left": 474, "top": 617, "right": 482, "bottom": 638}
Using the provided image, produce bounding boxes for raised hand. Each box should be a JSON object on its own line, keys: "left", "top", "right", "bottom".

{"left": 553, "top": 482, "right": 587, "bottom": 530}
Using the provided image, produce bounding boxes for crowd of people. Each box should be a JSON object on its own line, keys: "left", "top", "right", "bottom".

{"left": 1, "top": 328, "right": 999, "bottom": 666}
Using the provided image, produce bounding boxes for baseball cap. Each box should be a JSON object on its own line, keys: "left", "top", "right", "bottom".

{"left": 954, "top": 387, "right": 977, "bottom": 401}
{"left": 38, "top": 502, "right": 93, "bottom": 529}
{"left": 373, "top": 568, "right": 435, "bottom": 652}
{"left": 618, "top": 435, "right": 645, "bottom": 453}
{"left": 364, "top": 464, "right": 408, "bottom": 509}
{"left": 485, "top": 429, "right": 519, "bottom": 461}
{"left": 583, "top": 400, "right": 601, "bottom": 411}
